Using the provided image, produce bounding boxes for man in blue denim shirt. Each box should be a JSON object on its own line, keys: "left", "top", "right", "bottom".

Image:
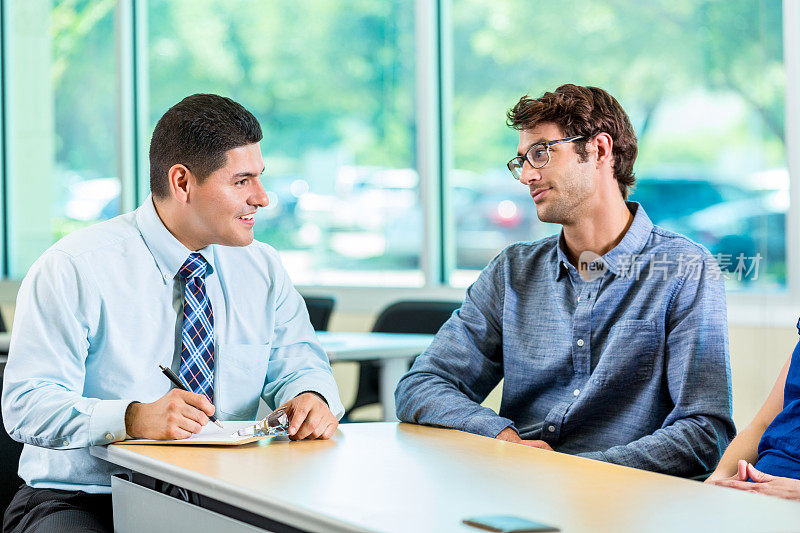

{"left": 395, "top": 84, "right": 735, "bottom": 476}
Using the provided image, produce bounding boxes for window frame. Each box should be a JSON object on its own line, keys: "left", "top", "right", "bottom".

{"left": 0, "top": 0, "right": 796, "bottom": 327}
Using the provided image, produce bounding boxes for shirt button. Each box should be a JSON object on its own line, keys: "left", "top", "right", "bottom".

{"left": 62, "top": 440, "right": 69, "bottom": 446}
{"left": 577, "top": 296, "right": 581, "bottom": 302}
{"left": 576, "top": 339, "right": 585, "bottom": 347}
{"left": 573, "top": 389, "right": 580, "bottom": 396}
{"left": 548, "top": 425, "right": 556, "bottom": 432}
{"left": 105, "top": 432, "right": 114, "bottom": 441}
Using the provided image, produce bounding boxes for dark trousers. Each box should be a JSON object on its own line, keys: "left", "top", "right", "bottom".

{"left": 3, "top": 484, "right": 112, "bottom": 533}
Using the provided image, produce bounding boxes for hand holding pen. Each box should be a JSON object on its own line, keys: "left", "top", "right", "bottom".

{"left": 124, "top": 385, "right": 220, "bottom": 440}
{"left": 159, "top": 365, "right": 223, "bottom": 429}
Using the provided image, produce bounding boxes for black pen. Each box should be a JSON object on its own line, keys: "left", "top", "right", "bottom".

{"left": 158, "top": 364, "right": 223, "bottom": 429}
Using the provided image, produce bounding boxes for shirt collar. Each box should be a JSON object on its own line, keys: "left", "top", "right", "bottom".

{"left": 135, "top": 195, "right": 216, "bottom": 284}
{"left": 554, "top": 235, "right": 572, "bottom": 281}
{"left": 553, "top": 201, "right": 653, "bottom": 280}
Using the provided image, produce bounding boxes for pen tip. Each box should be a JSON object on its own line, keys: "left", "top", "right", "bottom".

{"left": 214, "top": 420, "right": 224, "bottom": 429}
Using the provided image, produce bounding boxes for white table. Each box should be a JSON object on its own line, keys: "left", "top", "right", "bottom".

{"left": 91, "top": 423, "right": 800, "bottom": 533}
{"left": 317, "top": 332, "right": 434, "bottom": 422}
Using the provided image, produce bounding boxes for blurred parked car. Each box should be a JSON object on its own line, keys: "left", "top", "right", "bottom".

{"left": 454, "top": 184, "right": 556, "bottom": 270}
{"left": 63, "top": 177, "right": 121, "bottom": 221}
{"left": 630, "top": 175, "right": 751, "bottom": 226}
{"left": 660, "top": 190, "right": 787, "bottom": 281}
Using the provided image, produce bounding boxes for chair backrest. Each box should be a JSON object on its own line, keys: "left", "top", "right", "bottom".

{"left": 345, "top": 300, "right": 462, "bottom": 416}
{"left": 302, "top": 296, "right": 335, "bottom": 332}
{"left": 0, "top": 364, "right": 24, "bottom": 514}
{"left": 372, "top": 300, "right": 461, "bottom": 334}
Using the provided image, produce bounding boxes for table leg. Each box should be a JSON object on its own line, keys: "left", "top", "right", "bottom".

{"left": 378, "top": 357, "right": 412, "bottom": 422}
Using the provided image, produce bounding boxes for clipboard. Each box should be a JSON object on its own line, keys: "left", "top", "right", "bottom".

{"left": 122, "top": 420, "right": 276, "bottom": 446}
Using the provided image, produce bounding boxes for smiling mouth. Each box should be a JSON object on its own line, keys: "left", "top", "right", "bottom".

{"left": 237, "top": 212, "right": 256, "bottom": 223}
{"left": 532, "top": 188, "right": 551, "bottom": 203}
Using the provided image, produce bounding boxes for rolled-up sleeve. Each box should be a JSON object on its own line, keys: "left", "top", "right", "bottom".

{"left": 395, "top": 255, "right": 514, "bottom": 438}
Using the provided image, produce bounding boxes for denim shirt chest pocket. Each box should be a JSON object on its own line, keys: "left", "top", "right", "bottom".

{"left": 216, "top": 343, "right": 269, "bottom": 420}
{"left": 596, "top": 319, "right": 658, "bottom": 383}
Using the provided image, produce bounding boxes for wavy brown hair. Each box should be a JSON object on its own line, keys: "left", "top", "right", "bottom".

{"left": 507, "top": 84, "right": 637, "bottom": 199}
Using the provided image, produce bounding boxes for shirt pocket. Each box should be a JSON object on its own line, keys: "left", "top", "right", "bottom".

{"left": 216, "top": 343, "right": 269, "bottom": 419}
{"left": 600, "top": 319, "right": 658, "bottom": 383}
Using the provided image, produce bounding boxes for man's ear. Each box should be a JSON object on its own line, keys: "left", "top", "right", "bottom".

{"left": 167, "top": 164, "right": 192, "bottom": 204}
{"left": 593, "top": 132, "right": 614, "bottom": 168}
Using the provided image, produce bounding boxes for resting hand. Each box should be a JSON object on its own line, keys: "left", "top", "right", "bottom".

{"left": 495, "top": 427, "right": 554, "bottom": 451}
{"left": 706, "top": 459, "right": 749, "bottom": 485}
{"left": 711, "top": 461, "right": 800, "bottom": 501}
{"left": 280, "top": 392, "right": 338, "bottom": 440}
{"left": 520, "top": 440, "right": 555, "bottom": 451}
{"left": 125, "top": 388, "right": 215, "bottom": 440}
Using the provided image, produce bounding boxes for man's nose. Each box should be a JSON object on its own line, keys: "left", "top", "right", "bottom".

{"left": 251, "top": 180, "right": 269, "bottom": 207}
{"left": 519, "top": 163, "right": 542, "bottom": 186}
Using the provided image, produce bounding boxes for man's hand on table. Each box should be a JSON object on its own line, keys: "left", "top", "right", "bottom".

{"left": 709, "top": 460, "right": 800, "bottom": 501}
{"left": 495, "top": 427, "right": 554, "bottom": 451}
{"left": 280, "top": 392, "right": 338, "bottom": 440}
{"left": 125, "top": 389, "right": 215, "bottom": 440}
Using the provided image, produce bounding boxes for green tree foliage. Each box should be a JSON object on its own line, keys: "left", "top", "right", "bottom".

{"left": 450, "top": 0, "right": 784, "bottom": 174}
{"left": 53, "top": 0, "right": 783, "bottom": 179}
{"left": 52, "top": 0, "right": 116, "bottom": 176}
{"left": 147, "top": 0, "right": 415, "bottom": 169}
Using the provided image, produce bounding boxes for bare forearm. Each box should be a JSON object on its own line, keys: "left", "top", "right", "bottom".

{"left": 709, "top": 424, "right": 764, "bottom": 480}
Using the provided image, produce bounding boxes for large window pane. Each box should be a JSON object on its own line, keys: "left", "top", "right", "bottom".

{"left": 7, "top": 0, "right": 119, "bottom": 277}
{"left": 147, "top": 0, "right": 420, "bottom": 286}
{"left": 449, "top": 0, "right": 786, "bottom": 290}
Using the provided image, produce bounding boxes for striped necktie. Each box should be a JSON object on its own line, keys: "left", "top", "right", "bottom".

{"left": 178, "top": 253, "right": 214, "bottom": 401}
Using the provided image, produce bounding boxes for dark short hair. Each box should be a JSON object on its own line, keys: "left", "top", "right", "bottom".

{"left": 149, "top": 94, "right": 263, "bottom": 198}
{"left": 507, "top": 84, "right": 637, "bottom": 199}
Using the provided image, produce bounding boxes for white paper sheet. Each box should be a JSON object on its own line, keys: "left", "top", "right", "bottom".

{"left": 124, "top": 420, "right": 267, "bottom": 445}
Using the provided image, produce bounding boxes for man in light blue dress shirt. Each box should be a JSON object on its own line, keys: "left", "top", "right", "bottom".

{"left": 396, "top": 84, "right": 735, "bottom": 476}
{"left": 2, "top": 94, "right": 344, "bottom": 532}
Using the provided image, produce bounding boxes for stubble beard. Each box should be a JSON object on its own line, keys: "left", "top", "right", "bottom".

{"left": 534, "top": 164, "right": 593, "bottom": 226}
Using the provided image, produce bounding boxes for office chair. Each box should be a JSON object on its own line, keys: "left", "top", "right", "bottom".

{"left": 302, "top": 296, "right": 335, "bottom": 331}
{"left": 0, "top": 364, "right": 24, "bottom": 515}
{"left": 0, "top": 309, "right": 7, "bottom": 357}
{"left": 345, "top": 300, "right": 461, "bottom": 420}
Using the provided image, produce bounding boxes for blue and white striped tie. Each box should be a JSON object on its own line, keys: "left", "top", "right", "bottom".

{"left": 178, "top": 253, "right": 214, "bottom": 401}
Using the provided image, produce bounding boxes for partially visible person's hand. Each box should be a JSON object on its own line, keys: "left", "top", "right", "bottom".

{"left": 520, "top": 440, "right": 554, "bottom": 451}
{"left": 125, "top": 388, "right": 215, "bottom": 440}
{"left": 711, "top": 461, "right": 800, "bottom": 501}
{"left": 495, "top": 428, "right": 554, "bottom": 451}
{"left": 496, "top": 427, "right": 523, "bottom": 443}
{"left": 706, "top": 459, "right": 749, "bottom": 485}
{"left": 280, "top": 392, "right": 338, "bottom": 440}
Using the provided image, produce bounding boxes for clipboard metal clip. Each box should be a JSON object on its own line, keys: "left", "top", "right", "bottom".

{"left": 234, "top": 407, "right": 290, "bottom": 437}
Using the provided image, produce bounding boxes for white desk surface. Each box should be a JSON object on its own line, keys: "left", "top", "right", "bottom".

{"left": 316, "top": 331, "right": 433, "bottom": 361}
{"left": 92, "top": 422, "right": 800, "bottom": 533}
{"left": 0, "top": 331, "right": 430, "bottom": 364}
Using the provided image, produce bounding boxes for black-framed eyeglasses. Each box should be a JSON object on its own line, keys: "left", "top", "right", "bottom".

{"left": 507, "top": 135, "right": 584, "bottom": 180}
